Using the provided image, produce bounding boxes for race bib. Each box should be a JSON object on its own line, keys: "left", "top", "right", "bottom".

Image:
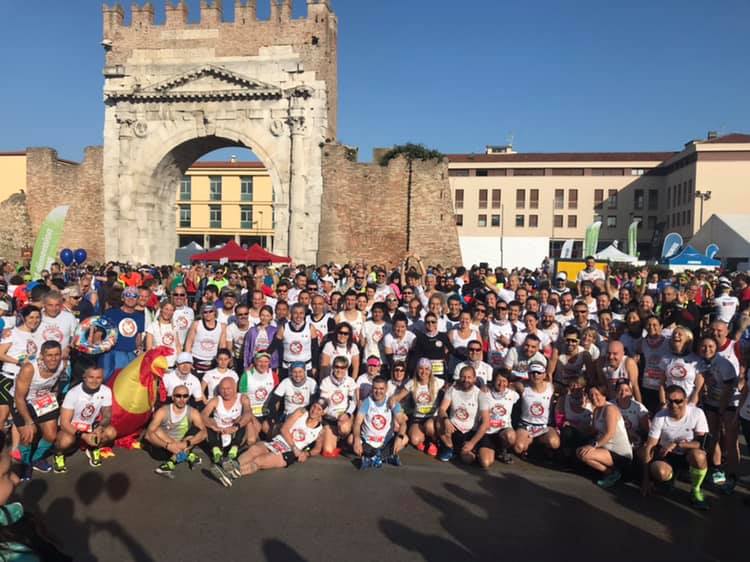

{"left": 252, "top": 405, "right": 266, "bottom": 417}
{"left": 431, "top": 360, "right": 444, "bottom": 377}
{"left": 73, "top": 421, "right": 92, "bottom": 433}
{"left": 30, "top": 393, "right": 58, "bottom": 417}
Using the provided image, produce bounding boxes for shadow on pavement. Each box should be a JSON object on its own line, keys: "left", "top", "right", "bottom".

{"left": 262, "top": 538, "right": 308, "bottom": 562}
{"left": 19, "top": 471, "right": 155, "bottom": 562}
{"left": 380, "top": 468, "right": 717, "bottom": 562}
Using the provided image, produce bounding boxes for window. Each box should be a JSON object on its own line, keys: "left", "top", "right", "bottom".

{"left": 454, "top": 189, "right": 464, "bottom": 209}
{"left": 530, "top": 189, "right": 539, "bottom": 209}
{"left": 633, "top": 189, "right": 644, "bottom": 210}
{"left": 631, "top": 168, "right": 645, "bottom": 176}
{"left": 475, "top": 169, "right": 488, "bottom": 177}
{"left": 647, "top": 216, "right": 657, "bottom": 229}
{"left": 594, "top": 189, "right": 604, "bottom": 210}
{"left": 209, "top": 205, "right": 222, "bottom": 228}
{"left": 554, "top": 214, "right": 563, "bottom": 228}
{"left": 594, "top": 214, "right": 602, "bottom": 224}
{"left": 449, "top": 169, "right": 469, "bottom": 177}
{"left": 686, "top": 209, "right": 691, "bottom": 226}
{"left": 516, "top": 189, "right": 525, "bottom": 209}
{"left": 179, "top": 204, "right": 191, "bottom": 227}
{"left": 491, "top": 214, "right": 501, "bottom": 227}
{"left": 477, "top": 214, "right": 487, "bottom": 227}
{"left": 666, "top": 189, "right": 670, "bottom": 207}
{"left": 478, "top": 189, "right": 488, "bottom": 209}
{"left": 648, "top": 189, "right": 658, "bottom": 210}
{"left": 179, "top": 176, "right": 191, "bottom": 201}
{"left": 240, "top": 205, "right": 253, "bottom": 229}
{"left": 554, "top": 189, "right": 564, "bottom": 209}
{"left": 675, "top": 185, "right": 681, "bottom": 206}
{"left": 682, "top": 210, "right": 687, "bottom": 225}
{"left": 549, "top": 168, "right": 584, "bottom": 176}
{"left": 529, "top": 215, "right": 539, "bottom": 228}
{"left": 487, "top": 169, "right": 507, "bottom": 176}
{"left": 512, "top": 168, "right": 544, "bottom": 176}
{"left": 591, "top": 168, "right": 624, "bottom": 176}
{"left": 209, "top": 176, "right": 222, "bottom": 201}
{"left": 455, "top": 214, "right": 463, "bottom": 226}
{"left": 515, "top": 215, "right": 525, "bottom": 227}
{"left": 607, "top": 189, "right": 618, "bottom": 209}
{"left": 568, "top": 189, "right": 578, "bottom": 209}
{"left": 606, "top": 216, "right": 617, "bottom": 228}
{"left": 240, "top": 176, "right": 254, "bottom": 201}
{"left": 491, "top": 189, "right": 501, "bottom": 209}
{"left": 567, "top": 215, "right": 577, "bottom": 228}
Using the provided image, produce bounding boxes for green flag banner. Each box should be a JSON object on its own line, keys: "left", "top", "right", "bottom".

{"left": 627, "top": 219, "right": 640, "bottom": 257}
{"left": 583, "top": 221, "right": 602, "bottom": 257}
{"left": 30, "top": 205, "right": 69, "bottom": 279}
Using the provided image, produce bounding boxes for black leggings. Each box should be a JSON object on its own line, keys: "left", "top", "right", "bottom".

{"left": 207, "top": 426, "right": 246, "bottom": 452}
{"left": 741, "top": 418, "right": 750, "bottom": 457}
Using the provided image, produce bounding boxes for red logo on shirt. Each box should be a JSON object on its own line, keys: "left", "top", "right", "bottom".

{"left": 331, "top": 390, "right": 344, "bottom": 404}
{"left": 529, "top": 402, "right": 545, "bottom": 417}
{"left": 118, "top": 318, "right": 137, "bottom": 338}
{"left": 42, "top": 326, "right": 63, "bottom": 343}
{"left": 371, "top": 414, "right": 387, "bottom": 430}
{"left": 292, "top": 392, "right": 305, "bottom": 405}
{"left": 668, "top": 364, "right": 687, "bottom": 380}
{"left": 26, "top": 340, "right": 38, "bottom": 356}
{"left": 417, "top": 391, "right": 431, "bottom": 405}
{"left": 162, "top": 333, "right": 175, "bottom": 346}
{"left": 81, "top": 404, "right": 96, "bottom": 420}
{"left": 455, "top": 407, "right": 469, "bottom": 421}
{"left": 292, "top": 429, "right": 306, "bottom": 443}
{"left": 254, "top": 388, "right": 268, "bottom": 402}
{"left": 176, "top": 316, "right": 189, "bottom": 329}
{"left": 491, "top": 405, "right": 507, "bottom": 418}
{"left": 290, "top": 342, "right": 303, "bottom": 354}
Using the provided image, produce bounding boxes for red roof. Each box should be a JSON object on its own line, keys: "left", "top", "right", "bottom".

{"left": 446, "top": 152, "right": 676, "bottom": 163}
{"left": 244, "top": 243, "right": 291, "bottom": 263}
{"left": 704, "top": 133, "right": 750, "bottom": 144}
{"left": 190, "top": 240, "right": 290, "bottom": 263}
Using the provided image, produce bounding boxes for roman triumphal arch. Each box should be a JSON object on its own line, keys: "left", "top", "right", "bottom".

{"left": 101, "top": 1, "right": 337, "bottom": 264}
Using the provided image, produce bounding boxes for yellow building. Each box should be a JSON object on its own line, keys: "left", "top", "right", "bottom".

{"left": 0, "top": 151, "right": 29, "bottom": 201}
{"left": 175, "top": 160, "right": 275, "bottom": 249}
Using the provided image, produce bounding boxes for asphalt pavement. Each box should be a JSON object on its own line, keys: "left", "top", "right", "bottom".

{"left": 12, "top": 447, "right": 748, "bottom": 561}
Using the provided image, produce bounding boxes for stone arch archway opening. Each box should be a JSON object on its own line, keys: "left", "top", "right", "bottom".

{"left": 144, "top": 135, "right": 285, "bottom": 265}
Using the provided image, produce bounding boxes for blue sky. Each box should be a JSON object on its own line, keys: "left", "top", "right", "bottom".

{"left": 1, "top": 0, "right": 748, "bottom": 163}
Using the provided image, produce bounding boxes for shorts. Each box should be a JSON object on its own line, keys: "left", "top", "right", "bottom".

{"left": 608, "top": 450, "right": 633, "bottom": 471}
{"left": 702, "top": 403, "right": 737, "bottom": 414}
{"left": 12, "top": 405, "right": 60, "bottom": 426}
{"left": 478, "top": 429, "right": 511, "bottom": 451}
{"left": 654, "top": 448, "right": 689, "bottom": 473}
{"left": 518, "top": 421, "right": 549, "bottom": 438}
{"left": 560, "top": 425, "right": 589, "bottom": 449}
{"left": 451, "top": 429, "right": 477, "bottom": 453}
{"left": 0, "top": 375, "right": 14, "bottom": 407}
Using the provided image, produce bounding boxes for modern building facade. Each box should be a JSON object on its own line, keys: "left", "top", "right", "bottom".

{"left": 447, "top": 132, "right": 750, "bottom": 267}
{"left": 175, "top": 160, "right": 275, "bottom": 249}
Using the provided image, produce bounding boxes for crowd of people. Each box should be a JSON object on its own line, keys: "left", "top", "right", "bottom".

{"left": 0, "top": 253, "right": 749, "bottom": 522}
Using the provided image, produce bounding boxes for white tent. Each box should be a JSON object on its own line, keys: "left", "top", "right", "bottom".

{"left": 595, "top": 243, "right": 639, "bottom": 263}
{"left": 689, "top": 214, "right": 750, "bottom": 265}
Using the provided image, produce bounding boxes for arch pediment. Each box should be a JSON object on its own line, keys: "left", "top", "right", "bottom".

{"left": 106, "top": 64, "right": 283, "bottom": 102}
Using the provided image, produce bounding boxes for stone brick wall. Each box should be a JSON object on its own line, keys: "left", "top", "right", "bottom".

{"left": 103, "top": 0, "right": 338, "bottom": 137}
{"left": 0, "top": 192, "right": 32, "bottom": 261}
{"left": 25, "top": 147, "right": 105, "bottom": 262}
{"left": 318, "top": 144, "right": 461, "bottom": 267}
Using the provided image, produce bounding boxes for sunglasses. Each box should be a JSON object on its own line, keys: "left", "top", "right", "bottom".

{"left": 497, "top": 307, "right": 508, "bottom": 311}
{"left": 425, "top": 320, "right": 437, "bottom": 324}
{"left": 338, "top": 331, "right": 350, "bottom": 336}
{"left": 393, "top": 367, "right": 406, "bottom": 372}
{"left": 667, "top": 398, "right": 685, "bottom": 405}
{"left": 173, "top": 394, "right": 189, "bottom": 399}
{"left": 236, "top": 313, "right": 249, "bottom": 317}
{"left": 174, "top": 293, "right": 186, "bottom": 296}
{"left": 565, "top": 338, "right": 579, "bottom": 344}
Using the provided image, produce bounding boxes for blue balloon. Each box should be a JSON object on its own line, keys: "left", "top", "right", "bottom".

{"left": 74, "top": 248, "right": 87, "bottom": 264}
{"left": 60, "top": 248, "right": 74, "bottom": 266}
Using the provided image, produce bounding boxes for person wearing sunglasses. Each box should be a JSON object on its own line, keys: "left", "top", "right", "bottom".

{"left": 170, "top": 285, "right": 194, "bottom": 348}
{"left": 436, "top": 364, "right": 486, "bottom": 463}
{"left": 271, "top": 362, "right": 318, "bottom": 422}
{"left": 639, "top": 384, "right": 709, "bottom": 510}
{"left": 513, "top": 361, "right": 560, "bottom": 459}
{"left": 184, "top": 304, "right": 227, "bottom": 380}
{"left": 225, "top": 304, "right": 251, "bottom": 373}
{"left": 320, "top": 322, "right": 359, "bottom": 379}
{"left": 144, "top": 382, "right": 206, "bottom": 478}
{"left": 361, "top": 303, "right": 390, "bottom": 369}
{"left": 145, "top": 300, "right": 181, "bottom": 369}
{"left": 384, "top": 317, "right": 416, "bottom": 375}
{"left": 453, "top": 340, "right": 491, "bottom": 388}
{"left": 318, "top": 356, "right": 357, "bottom": 457}
{"left": 411, "top": 312, "right": 453, "bottom": 381}
{"left": 487, "top": 302, "right": 513, "bottom": 369}
{"left": 549, "top": 327, "right": 595, "bottom": 390}
{"left": 353, "top": 376, "right": 408, "bottom": 469}
{"left": 477, "top": 370, "right": 519, "bottom": 467}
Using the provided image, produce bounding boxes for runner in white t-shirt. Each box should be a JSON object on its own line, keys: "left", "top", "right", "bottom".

{"left": 477, "top": 371, "right": 519, "bottom": 467}
{"left": 163, "top": 353, "right": 204, "bottom": 405}
{"left": 145, "top": 302, "right": 181, "bottom": 368}
{"left": 640, "top": 384, "right": 710, "bottom": 510}
{"left": 53, "top": 366, "right": 116, "bottom": 473}
{"left": 201, "top": 349, "right": 239, "bottom": 399}
{"left": 437, "top": 364, "right": 486, "bottom": 464}
{"left": 272, "top": 363, "right": 318, "bottom": 418}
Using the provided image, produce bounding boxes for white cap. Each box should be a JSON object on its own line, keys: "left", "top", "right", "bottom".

{"left": 556, "top": 272, "right": 567, "bottom": 280}
{"left": 321, "top": 275, "right": 335, "bottom": 285}
{"left": 176, "top": 352, "right": 193, "bottom": 364}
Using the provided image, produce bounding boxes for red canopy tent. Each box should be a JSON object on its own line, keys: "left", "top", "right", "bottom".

{"left": 190, "top": 240, "right": 250, "bottom": 262}
{"left": 190, "top": 241, "right": 291, "bottom": 263}
{"left": 244, "top": 243, "right": 291, "bottom": 263}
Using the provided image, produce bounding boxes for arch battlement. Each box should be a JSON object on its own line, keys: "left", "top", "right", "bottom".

{"left": 103, "top": 1, "right": 333, "bottom": 35}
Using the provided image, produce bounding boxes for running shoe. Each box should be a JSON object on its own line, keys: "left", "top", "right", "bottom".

{"left": 187, "top": 452, "right": 202, "bottom": 470}
{"left": 498, "top": 451, "right": 514, "bottom": 464}
{"left": 210, "top": 464, "right": 233, "bottom": 488}
{"left": 373, "top": 455, "right": 383, "bottom": 469}
{"left": 596, "top": 470, "right": 622, "bottom": 489}
{"left": 691, "top": 489, "right": 709, "bottom": 511}
{"left": 222, "top": 459, "right": 241, "bottom": 479}
{"left": 32, "top": 459, "right": 52, "bottom": 473}
{"left": 155, "top": 461, "right": 176, "bottom": 479}
{"left": 426, "top": 443, "right": 439, "bottom": 457}
{"left": 386, "top": 454, "right": 401, "bottom": 467}
{"left": 86, "top": 448, "right": 102, "bottom": 468}
{"left": 211, "top": 447, "right": 223, "bottom": 465}
{"left": 438, "top": 448, "right": 454, "bottom": 462}
{"left": 322, "top": 448, "right": 342, "bottom": 458}
{"left": 10, "top": 449, "right": 21, "bottom": 462}
{"left": 721, "top": 475, "right": 737, "bottom": 495}
{"left": 416, "top": 442, "right": 425, "bottom": 452}
{"left": 360, "top": 456, "right": 374, "bottom": 471}
{"left": 20, "top": 464, "right": 32, "bottom": 482}
{"left": 711, "top": 469, "right": 726, "bottom": 487}
{"left": 228, "top": 445, "right": 239, "bottom": 460}
{"left": 53, "top": 454, "right": 67, "bottom": 474}
{"left": 175, "top": 451, "right": 188, "bottom": 464}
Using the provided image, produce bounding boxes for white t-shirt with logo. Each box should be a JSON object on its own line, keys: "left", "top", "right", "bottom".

{"left": 39, "top": 310, "right": 78, "bottom": 348}
{"left": 202, "top": 368, "right": 239, "bottom": 398}
{"left": 273, "top": 376, "right": 318, "bottom": 415}
{"left": 162, "top": 371, "right": 203, "bottom": 402}
{"left": 479, "top": 388, "right": 519, "bottom": 434}
{"left": 61, "top": 383, "right": 112, "bottom": 432}
{"left": 445, "top": 385, "right": 481, "bottom": 433}
{"left": 648, "top": 405, "right": 708, "bottom": 452}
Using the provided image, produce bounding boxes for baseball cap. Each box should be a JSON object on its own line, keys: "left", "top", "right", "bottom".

{"left": 176, "top": 352, "right": 193, "bottom": 364}
{"left": 366, "top": 356, "right": 381, "bottom": 367}
{"left": 221, "top": 289, "right": 236, "bottom": 298}
{"left": 201, "top": 303, "right": 215, "bottom": 312}
{"left": 528, "top": 362, "right": 546, "bottom": 375}
{"left": 556, "top": 272, "right": 567, "bottom": 280}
